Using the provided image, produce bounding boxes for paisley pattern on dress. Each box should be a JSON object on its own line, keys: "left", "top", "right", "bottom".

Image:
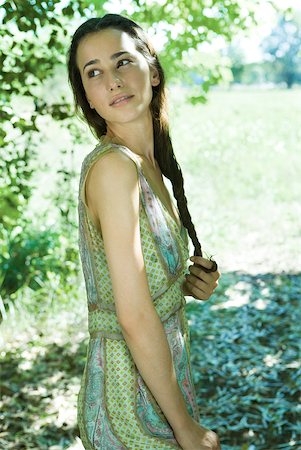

{"left": 77, "top": 337, "right": 125, "bottom": 449}
{"left": 77, "top": 138, "right": 200, "bottom": 449}
{"left": 139, "top": 173, "right": 182, "bottom": 277}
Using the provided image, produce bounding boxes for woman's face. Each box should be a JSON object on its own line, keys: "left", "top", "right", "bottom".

{"left": 76, "top": 28, "right": 160, "bottom": 128}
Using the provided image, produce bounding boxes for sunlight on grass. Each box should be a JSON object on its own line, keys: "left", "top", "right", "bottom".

{"left": 264, "top": 352, "right": 282, "bottom": 367}
{"left": 169, "top": 87, "right": 301, "bottom": 274}
{"left": 211, "top": 283, "right": 250, "bottom": 309}
{"left": 66, "top": 437, "right": 85, "bottom": 450}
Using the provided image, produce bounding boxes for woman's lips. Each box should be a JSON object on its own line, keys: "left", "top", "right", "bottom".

{"left": 110, "top": 95, "right": 134, "bottom": 106}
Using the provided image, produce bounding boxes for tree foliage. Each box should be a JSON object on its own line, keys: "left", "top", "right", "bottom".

{"left": 261, "top": 14, "right": 301, "bottom": 88}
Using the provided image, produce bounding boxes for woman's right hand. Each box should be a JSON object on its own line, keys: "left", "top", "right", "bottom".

{"left": 174, "top": 417, "right": 221, "bottom": 450}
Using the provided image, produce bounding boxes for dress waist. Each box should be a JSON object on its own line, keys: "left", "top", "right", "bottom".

{"left": 88, "top": 295, "right": 186, "bottom": 340}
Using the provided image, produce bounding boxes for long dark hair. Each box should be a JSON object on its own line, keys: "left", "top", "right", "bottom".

{"left": 67, "top": 14, "right": 216, "bottom": 267}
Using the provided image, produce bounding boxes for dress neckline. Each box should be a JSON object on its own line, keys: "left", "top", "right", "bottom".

{"left": 140, "top": 165, "right": 183, "bottom": 233}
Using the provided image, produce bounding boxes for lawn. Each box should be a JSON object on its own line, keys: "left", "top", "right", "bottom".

{"left": 170, "top": 87, "right": 301, "bottom": 275}
{"left": 1, "top": 88, "right": 300, "bottom": 450}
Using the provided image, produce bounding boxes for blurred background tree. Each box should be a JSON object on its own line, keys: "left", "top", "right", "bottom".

{"left": 226, "top": 8, "right": 301, "bottom": 87}
{"left": 261, "top": 14, "right": 301, "bottom": 88}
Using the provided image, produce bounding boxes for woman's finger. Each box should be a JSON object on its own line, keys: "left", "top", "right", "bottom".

{"left": 190, "top": 257, "right": 219, "bottom": 275}
{"left": 185, "top": 279, "right": 211, "bottom": 300}
{"left": 186, "top": 274, "right": 208, "bottom": 292}
{"left": 189, "top": 265, "right": 219, "bottom": 287}
{"left": 190, "top": 256, "right": 213, "bottom": 269}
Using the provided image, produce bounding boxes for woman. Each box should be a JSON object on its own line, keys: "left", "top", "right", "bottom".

{"left": 68, "top": 14, "right": 221, "bottom": 450}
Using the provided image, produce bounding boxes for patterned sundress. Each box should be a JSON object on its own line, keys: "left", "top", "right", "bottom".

{"left": 77, "top": 136, "right": 200, "bottom": 449}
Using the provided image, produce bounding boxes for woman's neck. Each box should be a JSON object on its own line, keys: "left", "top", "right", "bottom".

{"left": 105, "top": 112, "right": 156, "bottom": 168}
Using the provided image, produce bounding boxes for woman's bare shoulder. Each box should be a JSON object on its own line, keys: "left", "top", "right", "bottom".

{"left": 86, "top": 149, "right": 139, "bottom": 215}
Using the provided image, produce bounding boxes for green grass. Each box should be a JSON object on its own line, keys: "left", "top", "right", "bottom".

{"left": 170, "top": 87, "right": 301, "bottom": 274}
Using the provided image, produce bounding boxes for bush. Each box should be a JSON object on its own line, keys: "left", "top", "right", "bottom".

{"left": 0, "top": 220, "right": 79, "bottom": 320}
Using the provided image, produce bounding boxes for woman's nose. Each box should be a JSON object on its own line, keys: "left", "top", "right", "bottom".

{"left": 107, "top": 73, "right": 123, "bottom": 91}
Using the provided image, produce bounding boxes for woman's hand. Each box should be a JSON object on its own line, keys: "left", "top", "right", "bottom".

{"left": 182, "top": 256, "right": 220, "bottom": 301}
{"left": 174, "top": 417, "right": 221, "bottom": 450}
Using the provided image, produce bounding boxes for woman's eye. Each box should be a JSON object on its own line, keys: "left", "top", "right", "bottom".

{"left": 88, "top": 68, "right": 101, "bottom": 78}
{"left": 117, "top": 59, "right": 131, "bottom": 68}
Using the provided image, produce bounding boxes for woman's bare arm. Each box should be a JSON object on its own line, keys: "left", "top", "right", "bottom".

{"left": 86, "top": 151, "right": 192, "bottom": 432}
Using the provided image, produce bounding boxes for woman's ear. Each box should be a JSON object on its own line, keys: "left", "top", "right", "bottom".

{"left": 87, "top": 98, "right": 95, "bottom": 109}
{"left": 151, "top": 68, "right": 160, "bottom": 87}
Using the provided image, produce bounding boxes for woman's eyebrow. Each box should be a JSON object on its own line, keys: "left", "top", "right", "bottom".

{"left": 83, "top": 51, "right": 132, "bottom": 72}
{"left": 111, "top": 50, "right": 131, "bottom": 60}
{"left": 83, "top": 59, "right": 100, "bottom": 71}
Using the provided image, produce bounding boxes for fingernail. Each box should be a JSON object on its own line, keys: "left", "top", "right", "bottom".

{"left": 190, "top": 256, "right": 194, "bottom": 261}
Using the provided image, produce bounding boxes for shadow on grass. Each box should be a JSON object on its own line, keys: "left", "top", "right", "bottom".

{"left": 0, "top": 337, "right": 87, "bottom": 449}
{"left": 186, "top": 271, "right": 301, "bottom": 450}
{"left": 0, "top": 271, "right": 300, "bottom": 449}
